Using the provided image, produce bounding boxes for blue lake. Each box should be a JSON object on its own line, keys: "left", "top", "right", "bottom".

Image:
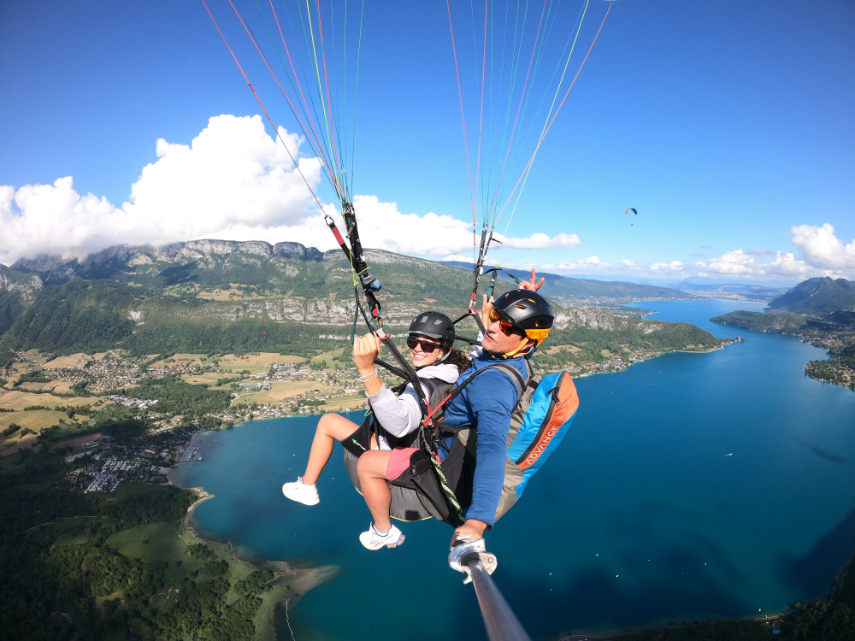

{"left": 173, "top": 299, "right": 855, "bottom": 640}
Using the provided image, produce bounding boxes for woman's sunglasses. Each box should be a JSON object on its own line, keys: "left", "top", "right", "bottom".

{"left": 488, "top": 308, "right": 523, "bottom": 336}
{"left": 406, "top": 336, "right": 442, "bottom": 353}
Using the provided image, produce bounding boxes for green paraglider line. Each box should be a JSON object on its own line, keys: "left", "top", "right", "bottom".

{"left": 201, "top": 0, "right": 329, "bottom": 213}
{"left": 252, "top": 0, "right": 331, "bottom": 180}
{"left": 498, "top": 0, "right": 612, "bottom": 230}
{"left": 485, "top": 0, "right": 550, "bottom": 226}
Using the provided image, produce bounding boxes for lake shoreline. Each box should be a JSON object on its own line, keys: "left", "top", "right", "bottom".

{"left": 168, "top": 462, "right": 342, "bottom": 635}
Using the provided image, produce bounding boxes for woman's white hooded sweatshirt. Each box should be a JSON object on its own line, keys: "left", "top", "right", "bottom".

{"left": 366, "top": 362, "right": 460, "bottom": 449}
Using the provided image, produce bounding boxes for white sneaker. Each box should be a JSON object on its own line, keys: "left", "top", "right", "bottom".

{"left": 281, "top": 477, "right": 319, "bottom": 506}
{"left": 359, "top": 522, "right": 404, "bottom": 550}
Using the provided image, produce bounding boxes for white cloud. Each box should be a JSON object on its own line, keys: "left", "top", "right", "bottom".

{"left": 344, "top": 196, "right": 472, "bottom": 257}
{"left": 125, "top": 115, "right": 321, "bottom": 235}
{"left": 494, "top": 232, "right": 581, "bottom": 250}
{"left": 439, "top": 224, "right": 855, "bottom": 282}
{"left": 539, "top": 256, "right": 611, "bottom": 274}
{"left": 1, "top": 113, "right": 583, "bottom": 266}
{"left": 696, "top": 249, "right": 816, "bottom": 280}
{"left": 1, "top": 115, "right": 326, "bottom": 265}
{"left": 699, "top": 250, "right": 754, "bottom": 275}
{"left": 693, "top": 225, "right": 855, "bottom": 281}
{"left": 791, "top": 223, "right": 855, "bottom": 271}
{"left": 650, "top": 260, "right": 684, "bottom": 272}
{"left": 1, "top": 178, "right": 119, "bottom": 264}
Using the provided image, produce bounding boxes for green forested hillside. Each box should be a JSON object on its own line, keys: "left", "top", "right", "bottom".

{"left": 3, "top": 280, "right": 137, "bottom": 353}
{"left": 711, "top": 310, "right": 807, "bottom": 332}
{"left": 0, "top": 289, "right": 24, "bottom": 335}
{"left": 0, "top": 449, "right": 285, "bottom": 641}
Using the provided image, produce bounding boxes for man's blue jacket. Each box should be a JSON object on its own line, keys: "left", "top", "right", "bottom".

{"left": 438, "top": 350, "right": 529, "bottom": 527}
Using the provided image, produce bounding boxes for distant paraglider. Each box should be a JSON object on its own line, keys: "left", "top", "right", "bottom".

{"left": 625, "top": 207, "right": 638, "bottom": 226}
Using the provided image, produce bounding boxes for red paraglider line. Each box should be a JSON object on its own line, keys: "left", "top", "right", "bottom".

{"left": 267, "top": 0, "right": 332, "bottom": 183}
{"left": 223, "top": 0, "right": 339, "bottom": 192}
{"left": 200, "top": 0, "right": 328, "bottom": 211}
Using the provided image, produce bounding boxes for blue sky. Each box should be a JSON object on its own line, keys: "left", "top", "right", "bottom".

{"left": 2, "top": 1, "right": 854, "bottom": 284}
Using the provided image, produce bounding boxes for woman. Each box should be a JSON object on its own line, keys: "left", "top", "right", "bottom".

{"left": 281, "top": 311, "right": 471, "bottom": 549}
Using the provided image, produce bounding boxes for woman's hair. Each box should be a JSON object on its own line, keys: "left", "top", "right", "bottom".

{"left": 443, "top": 347, "right": 472, "bottom": 374}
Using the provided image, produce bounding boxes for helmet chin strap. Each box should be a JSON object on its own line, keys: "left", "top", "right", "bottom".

{"left": 503, "top": 337, "right": 533, "bottom": 359}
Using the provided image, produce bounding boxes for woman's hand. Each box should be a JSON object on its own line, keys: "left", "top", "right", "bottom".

{"left": 353, "top": 332, "right": 382, "bottom": 374}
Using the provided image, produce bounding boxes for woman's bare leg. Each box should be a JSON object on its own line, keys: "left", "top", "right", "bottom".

{"left": 357, "top": 450, "right": 394, "bottom": 533}
{"left": 302, "top": 413, "right": 358, "bottom": 484}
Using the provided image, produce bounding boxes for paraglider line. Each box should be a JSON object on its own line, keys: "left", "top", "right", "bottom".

{"left": 303, "top": 0, "right": 344, "bottom": 198}
{"left": 314, "top": 0, "right": 347, "bottom": 199}
{"left": 487, "top": 0, "right": 549, "bottom": 222}
{"left": 265, "top": 0, "right": 337, "bottom": 191}
{"left": 201, "top": 0, "right": 329, "bottom": 212}
{"left": 473, "top": 0, "right": 489, "bottom": 234}
{"left": 446, "top": 0, "right": 479, "bottom": 253}
{"left": 496, "top": 0, "right": 590, "bottom": 228}
{"left": 221, "top": 0, "right": 339, "bottom": 194}
{"left": 497, "top": 0, "right": 611, "bottom": 224}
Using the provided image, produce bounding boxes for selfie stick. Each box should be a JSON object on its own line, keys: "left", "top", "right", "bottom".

{"left": 449, "top": 540, "right": 532, "bottom": 641}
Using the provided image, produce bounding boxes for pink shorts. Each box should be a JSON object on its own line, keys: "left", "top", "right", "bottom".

{"left": 386, "top": 447, "right": 419, "bottom": 480}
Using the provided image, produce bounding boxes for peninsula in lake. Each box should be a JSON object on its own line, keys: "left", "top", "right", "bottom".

{"left": 712, "top": 277, "right": 855, "bottom": 389}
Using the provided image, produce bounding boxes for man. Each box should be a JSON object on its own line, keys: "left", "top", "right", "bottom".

{"left": 443, "top": 285, "right": 554, "bottom": 546}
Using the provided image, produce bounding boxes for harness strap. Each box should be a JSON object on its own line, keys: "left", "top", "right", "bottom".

{"left": 374, "top": 358, "right": 410, "bottom": 382}
{"left": 447, "top": 362, "right": 528, "bottom": 456}
{"left": 424, "top": 447, "right": 466, "bottom": 525}
{"left": 414, "top": 360, "right": 531, "bottom": 522}
{"left": 427, "top": 360, "right": 528, "bottom": 436}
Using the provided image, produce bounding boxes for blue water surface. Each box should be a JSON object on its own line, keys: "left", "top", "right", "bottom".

{"left": 174, "top": 299, "right": 855, "bottom": 640}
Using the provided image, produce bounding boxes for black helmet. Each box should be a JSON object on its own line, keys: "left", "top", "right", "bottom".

{"left": 492, "top": 290, "right": 554, "bottom": 346}
{"left": 409, "top": 311, "right": 455, "bottom": 350}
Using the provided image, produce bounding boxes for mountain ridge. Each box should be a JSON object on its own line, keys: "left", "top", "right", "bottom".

{"left": 8, "top": 240, "right": 698, "bottom": 305}
{"left": 440, "top": 259, "right": 694, "bottom": 302}
{"left": 0, "top": 240, "right": 724, "bottom": 367}
{"left": 767, "top": 276, "right": 855, "bottom": 316}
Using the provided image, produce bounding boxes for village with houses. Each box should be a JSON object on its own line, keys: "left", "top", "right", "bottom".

{"left": 1, "top": 348, "right": 371, "bottom": 492}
